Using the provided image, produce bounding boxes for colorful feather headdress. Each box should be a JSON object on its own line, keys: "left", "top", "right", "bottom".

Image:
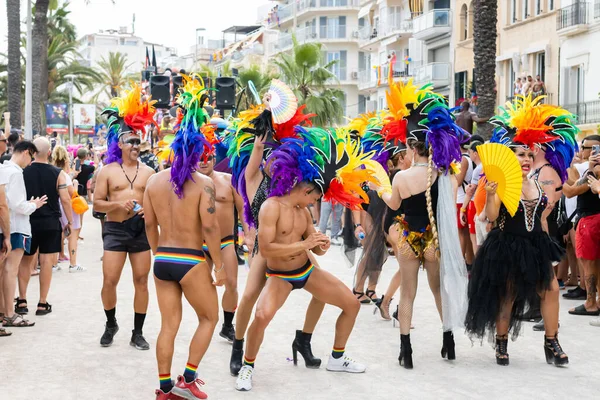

{"left": 491, "top": 94, "right": 579, "bottom": 182}
{"left": 169, "top": 75, "right": 211, "bottom": 198}
{"left": 102, "top": 83, "right": 157, "bottom": 164}
{"left": 268, "top": 128, "right": 379, "bottom": 210}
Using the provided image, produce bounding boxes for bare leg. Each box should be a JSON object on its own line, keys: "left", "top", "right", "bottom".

{"left": 0, "top": 262, "right": 4, "bottom": 315}
{"left": 565, "top": 234, "right": 578, "bottom": 285}
{"left": 234, "top": 251, "right": 267, "bottom": 340}
{"left": 556, "top": 259, "right": 569, "bottom": 283}
{"left": 68, "top": 228, "right": 81, "bottom": 267}
{"left": 221, "top": 245, "right": 239, "bottom": 313}
{"left": 571, "top": 259, "right": 598, "bottom": 312}
{"left": 495, "top": 298, "right": 515, "bottom": 336}
{"left": 244, "top": 277, "right": 292, "bottom": 360}
{"left": 304, "top": 268, "right": 360, "bottom": 349}
{"left": 129, "top": 251, "right": 151, "bottom": 314}
{"left": 469, "top": 233, "right": 479, "bottom": 256}
{"left": 38, "top": 253, "right": 57, "bottom": 305}
{"left": 155, "top": 277, "right": 183, "bottom": 375}
{"left": 101, "top": 251, "right": 128, "bottom": 311}
{"left": 2, "top": 250, "right": 25, "bottom": 318}
{"left": 18, "top": 254, "right": 36, "bottom": 300}
{"left": 540, "top": 277, "right": 560, "bottom": 336}
{"left": 180, "top": 263, "right": 219, "bottom": 367}
{"left": 423, "top": 254, "right": 443, "bottom": 322}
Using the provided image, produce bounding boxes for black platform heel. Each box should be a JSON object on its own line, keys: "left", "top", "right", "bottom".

{"left": 441, "top": 331, "right": 456, "bottom": 360}
{"left": 230, "top": 338, "right": 244, "bottom": 376}
{"left": 399, "top": 334, "right": 413, "bottom": 369}
{"left": 292, "top": 330, "right": 321, "bottom": 368}
{"left": 495, "top": 335, "right": 509, "bottom": 366}
{"left": 544, "top": 334, "right": 569, "bottom": 367}
{"left": 392, "top": 305, "right": 399, "bottom": 327}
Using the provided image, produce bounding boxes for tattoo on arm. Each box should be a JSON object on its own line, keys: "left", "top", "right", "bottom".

{"left": 58, "top": 184, "right": 67, "bottom": 190}
{"left": 539, "top": 179, "right": 555, "bottom": 186}
{"left": 205, "top": 185, "right": 216, "bottom": 214}
{"left": 576, "top": 177, "right": 588, "bottom": 186}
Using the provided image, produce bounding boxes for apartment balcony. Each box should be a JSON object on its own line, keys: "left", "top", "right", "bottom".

{"left": 358, "top": 17, "right": 413, "bottom": 47}
{"left": 413, "top": 9, "right": 451, "bottom": 41}
{"left": 268, "top": 0, "right": 361, "bottom": 28}
{"left": 327, "top": 67, "right": 348, "bottom": 83}
{"left": 357, "top": 67, "right": 413, "bottom": 91}
{"left": 358, "top": 69, "right": 377, "bottom": 90}
{"left": 271, "top": 25, "right": 357, "bottom": 54}
{"left": 413, "top": 62, "right": 451, "bottom": 89}
{"left": 556, "top": 2, "right": 590, "bottom": 37}
{"left": 563, "top": 100, "right": 600, "bottom": 125}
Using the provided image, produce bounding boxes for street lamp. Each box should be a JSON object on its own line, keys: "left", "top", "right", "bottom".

{"left": 65, "top": 74, "right": 76, "bottom": 145}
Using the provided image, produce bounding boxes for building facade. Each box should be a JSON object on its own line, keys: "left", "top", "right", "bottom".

{"left": 453, "top": 0, "right": 475, "bottom": 105}
{"left": 556, "top": 0, "right": 600, "bottom": 135}
{"left": 77, "top": 27, "right": 178, "bottom": 75}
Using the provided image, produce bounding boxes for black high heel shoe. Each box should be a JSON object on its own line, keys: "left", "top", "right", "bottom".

{"left": 230, "top": 338, "right": 244, "bottom": 376}
{"left": 292, "top": 330, "right": 321, "bottom": 368}
{"left": 353, "top": 289, "right": 372, "bottom": 304}
{"left": 495, "top": 335, "right": 509, "bottom": 366}
{"left": 544, "top": 334, "right": 569, "bottom": 367}
{"left": 441, "top": 331, "right": 456, "bottom": 360}
{"left": 399, "top": 334, "right": 413, "bottom": 369}
{"left": 392, "top": 305, "right": 399, "bottom": 327}
{"left": 365, "top": 289, "right": 379, "bottom": 303}
{"left": 373, "top": 295, "right": 392, "bottom": 320}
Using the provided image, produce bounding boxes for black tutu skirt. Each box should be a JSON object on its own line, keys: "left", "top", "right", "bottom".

{"left": 465, "top": 228, "right": 564, "bottom": 341}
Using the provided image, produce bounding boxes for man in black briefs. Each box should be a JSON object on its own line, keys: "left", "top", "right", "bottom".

{"left": 94, "top": 119, "right": 156, "bottom": 350}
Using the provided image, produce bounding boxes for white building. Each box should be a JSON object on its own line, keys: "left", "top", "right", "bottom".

{"left": 265, "top": 0, "right": 364, "bottom": 119}
{"left": 77, "top": 27, "right": 178, "bottom": 76}
{"left": 557, "top": 0, "right": 600, "bottom": 136}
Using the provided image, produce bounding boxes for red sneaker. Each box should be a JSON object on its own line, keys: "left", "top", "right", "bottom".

{"left": 155, "top": 389, "right": 184, "bottom": 400}
{"left": 172, "top": 375, "right": 208, "bottom": 399}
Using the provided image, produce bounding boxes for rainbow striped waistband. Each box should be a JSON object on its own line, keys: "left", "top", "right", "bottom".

{"left": 155, "top": 247, "right": 206, "bottom": 266}
{"left": 265, "top": 261, "right": 314, "bottom": 282}
{"left": 202, "top": 235, "right": 235, "bottom": 252}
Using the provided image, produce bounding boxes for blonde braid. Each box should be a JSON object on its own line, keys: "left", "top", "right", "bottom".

{"left": 425, "top": 148, "right": 440, "bottom": 259}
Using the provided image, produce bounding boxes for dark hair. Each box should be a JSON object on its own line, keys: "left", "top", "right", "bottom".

{"left": 7, "top": 132, "right": 19, "bottom": 147}
{"left": 77, "top": 147, "right": 88, "bottom": 160}
{"left": 583, "top": 135, "right": 600, "bottom": 144}
{"left": 468, "top": 134, "right": 485, "bottom": 152}
{"left": 13, "top": 140, "right": 37, "bottom": 155}
{"left": 408, "top": 140, "right": 428, "bottom": 157}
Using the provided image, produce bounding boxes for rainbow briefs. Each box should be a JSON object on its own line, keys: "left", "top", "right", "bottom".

{"left": 153, "top": 247, "right": 206, "bottom": 282}
{"left": 265, "top": 260, "right": 314, "bottom": 290}
{"left": 202, "top": 235, "right": 235, "bottom": 260}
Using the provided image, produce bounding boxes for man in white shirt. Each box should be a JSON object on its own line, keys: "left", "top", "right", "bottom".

{"left": 0, "top": 141, "right": 46, "bottom": 329}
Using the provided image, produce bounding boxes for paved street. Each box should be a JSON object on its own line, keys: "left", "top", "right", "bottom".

{"left": 1, "top": 212, "right": 598, "bottom": 400}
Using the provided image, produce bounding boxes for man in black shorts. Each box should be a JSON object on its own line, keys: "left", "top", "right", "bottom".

{"left": 94, "top": 86, "right": 156, "bottom": 350}
{"left": 17, "top": 137, "right": 73, "bottom": 316}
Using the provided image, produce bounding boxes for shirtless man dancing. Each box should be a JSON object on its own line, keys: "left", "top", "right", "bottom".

{"left": 199, "top": 152, "right": 247, "bottom": 342}
{"left": 145, "top": 138, "right": 225, "bottom": 400}
{"left": 235, "top": 134, "right": 367, "bottom": 392}
{"left": 94, "top": 86, "right": 157, "bottom": 350}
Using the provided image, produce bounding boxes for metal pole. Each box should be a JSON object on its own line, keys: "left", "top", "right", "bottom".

{"left": 69, "top": 77, "right": 74, "bottom": 145}
{"left": 24, "top": 0, "right": 33, "bottom": 139}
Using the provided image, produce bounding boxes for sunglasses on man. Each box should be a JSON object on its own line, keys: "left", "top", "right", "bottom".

{"left": 123, "top": 138, "right": 141, "bottom": 146}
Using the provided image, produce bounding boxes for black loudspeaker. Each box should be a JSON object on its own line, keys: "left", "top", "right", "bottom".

{"left": 150, "top": 75, "right": 171, "bottom": 108}
{"left": 172, "top": 75, "right": 183, "bottom": 103}
{"left": 216, "top": 77, "right": 236, "bottom": 109}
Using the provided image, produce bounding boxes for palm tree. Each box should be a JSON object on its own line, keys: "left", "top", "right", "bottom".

{"left": 472, "top": 0, "right": 498, "bottom": 138}
{"left": 6, "top": 0, "right": 22, "bottom": 128}
{"left": 96, "top": 52, "right": 133, "bottom": 98}
{"left": 31, "top": 0, "right": 51, "bottom": 135}
{"left": 48, "top": 1, "right": 77, "bottom": 43}
{"left": 236, "top": 64, "right": 278, "bottom": 110}
{"left": 272, "top": 37, "right": 344, "bottom": 126}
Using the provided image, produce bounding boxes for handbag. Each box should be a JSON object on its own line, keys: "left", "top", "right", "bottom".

{"left": 71, "top": 191, "right": 89, "bottom": 215}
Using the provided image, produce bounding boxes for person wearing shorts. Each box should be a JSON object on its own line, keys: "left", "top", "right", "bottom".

{"left": 17, "top": 138, "right": 72, "bottom": 317}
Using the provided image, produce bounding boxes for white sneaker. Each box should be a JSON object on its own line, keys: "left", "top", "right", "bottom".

{"left": 326, "top": 353, "right": 366, "bottom": 373}
{"left": 235, "top": 365, "right": 254, "bottom": 391}
{"left": 69, "top": 265, "right": 86, "bottom": 273}
{"left": 52, "top": 265, "right": 61, "bottom": 272}
{"left": 590, "top": 318, "right": 600, "bottom": 327}
{"left": 331, "top": 237, "right": 342, "bottom": 246}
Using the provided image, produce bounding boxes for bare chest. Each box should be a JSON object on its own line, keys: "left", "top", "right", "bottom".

{"left": 277, "top": 209, "right": 307, "bottom": 240}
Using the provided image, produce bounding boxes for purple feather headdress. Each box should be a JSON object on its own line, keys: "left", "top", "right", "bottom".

{"left": 169, "top": 121, "right": 210, "bottom": 198}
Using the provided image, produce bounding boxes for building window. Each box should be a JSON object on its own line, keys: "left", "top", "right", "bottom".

{"left": 536, "top": 0, "right": 542, "bottom": 15}
{"left": 536, "top": 52, "right": 545, "bottom": 82}
{"left": 358, "top": 95, "right": 366, "bottom": 114}
{"left": 468, "top": 1, "right": 474, "bottom": 38}
{"left": 460, "top": 4, "right": 468, "bottom": 41}
{"left": 549, "top": 0, "right": 554, "bottom": 11}
{"left": 320, "top": 16, "right": 346, "bottom": 39}
{"left": 523, "top": 0, "right": 529, "bottom": 20}
{"left": 455, "top": 71, "right": 467, "bottom": 105}
{"left": 379, "top": 96, "right": 385, "bottom": 110}
{"left": 326, "top": 50, "right": 347, "bottom": 80}
{"left": 512, "top": 0, "right": 517, "bottom": 22}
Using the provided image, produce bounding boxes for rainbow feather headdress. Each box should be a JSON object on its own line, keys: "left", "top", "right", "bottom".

{"left": 169, "top": 75, "right": 211, "bottom": 198}
{"left": 380, "top": 79, "right": 467, "bottom": 171}
{"left": 101, "top": 83, "right": 157, "bottom": 164}
{"left": 268, "top": 128, "right": 379, "bottom": 210}
{"left": 491, "top": 94, "right": 579, "bottom": 182}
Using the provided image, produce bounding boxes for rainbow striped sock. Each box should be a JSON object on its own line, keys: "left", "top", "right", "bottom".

{"left": 332, "top": 347, "right": 345, "bottom": 359}
{"left": 183, "top": 362, "right": 197, "bottom": 383}
{"left": 243, "top": 356, "right": 255, "bottom": 368}
{"left": 159, "top": 373, "right": 173, "bottom": 392}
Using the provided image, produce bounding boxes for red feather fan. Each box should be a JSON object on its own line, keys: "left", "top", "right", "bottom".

{"left": 273, "top": 105, "right": 315, "bottom": 141}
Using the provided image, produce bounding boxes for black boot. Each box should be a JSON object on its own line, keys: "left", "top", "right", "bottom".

{"left": 399, "top": 334, "right": 413, "bottom": 369}
{"left": 230, "top": 338, "right": 244, "bottom": 376}
{"left": 544, "top": 333, "right": 569, "bottom": 367}
{"left": 441, "top": 331, "right": 456, "bottom": 360}
{"left": 292, "top": 330, "right": 321, "bottom": 368}
{"left": 495, "top": 335, "right": 509, "bottom": 366}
